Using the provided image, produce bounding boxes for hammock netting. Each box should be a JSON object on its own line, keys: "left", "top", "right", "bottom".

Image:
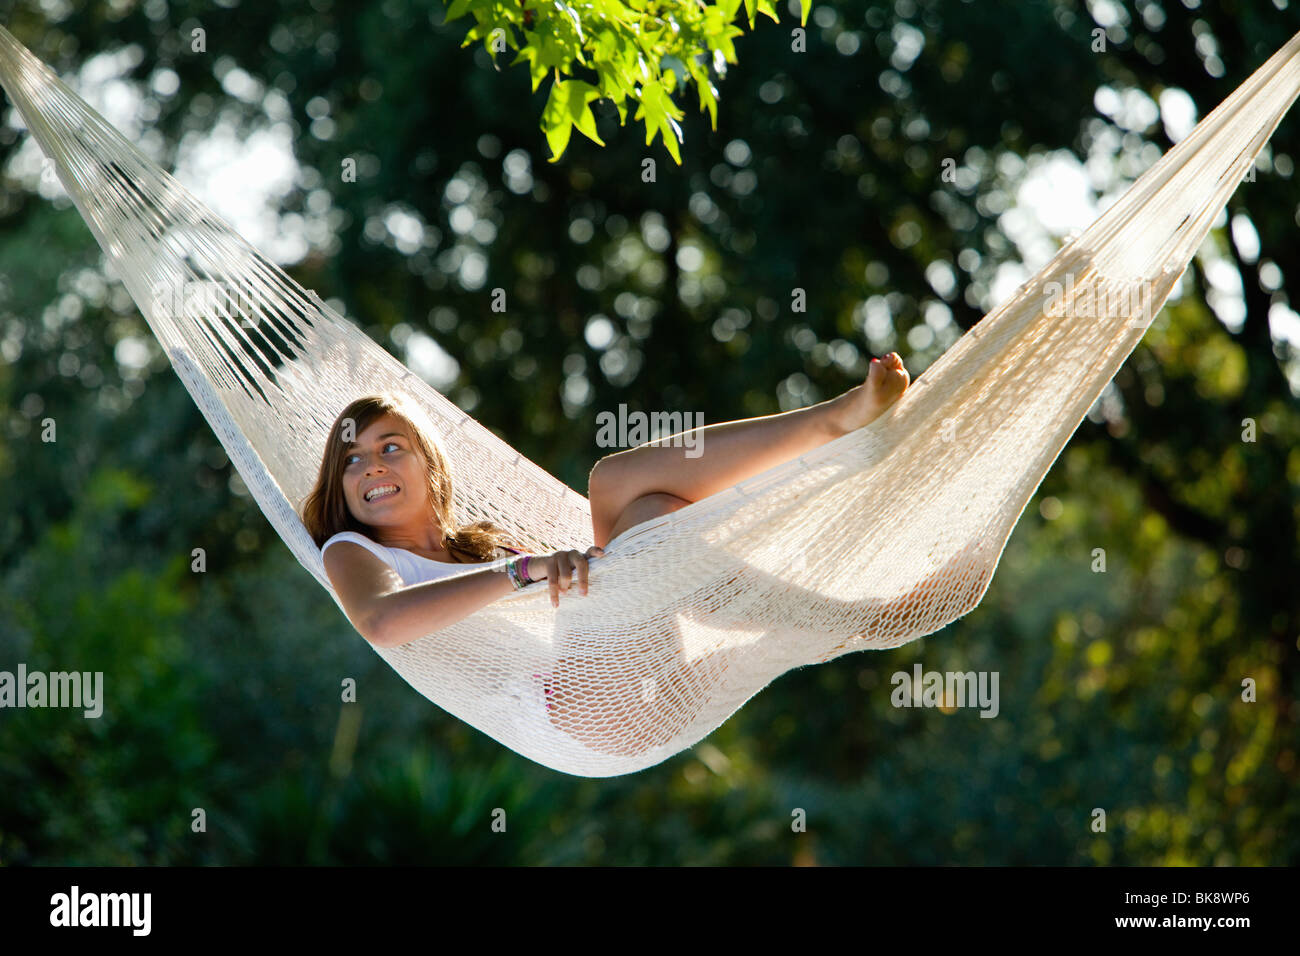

{"left": 2, "top": 24, "right": 1297, "bottom": 776}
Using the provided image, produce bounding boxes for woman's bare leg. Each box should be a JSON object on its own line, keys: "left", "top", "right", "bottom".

{"left": 588, "top": 353, "right": 910, "bottom": 548}
{"left": 602, "top": 491, "right": 693, "bottom": 545}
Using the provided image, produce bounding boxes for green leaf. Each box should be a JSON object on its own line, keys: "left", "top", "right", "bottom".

{"left": 512, "top": 30, "right": 553, "bottom": 92}
{"left": 686, "top": 58, "right": 719, "bottom": 129}
{"left": 554, "top": 0, "right": 585, "bottom": 43}
{"left": 543, "top": 78, "right": 607, "bottom": 163}
{"left": 633, "top": 76, "right": 684, "bottom": 165}
{"left": 443, "top": 0, "right": 478, "bottom": 24}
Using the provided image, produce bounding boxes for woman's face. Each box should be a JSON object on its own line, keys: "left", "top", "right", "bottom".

{"left": 341, "top": 412, "right": 433, "bottom": 529}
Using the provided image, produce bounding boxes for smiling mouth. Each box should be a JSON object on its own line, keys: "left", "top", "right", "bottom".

{"left": 364, "top": 485, "right": 400, "bottom": 502}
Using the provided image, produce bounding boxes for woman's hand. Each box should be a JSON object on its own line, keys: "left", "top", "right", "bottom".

{"left": 530, "top": 546, "right": 606, "bottom": 607}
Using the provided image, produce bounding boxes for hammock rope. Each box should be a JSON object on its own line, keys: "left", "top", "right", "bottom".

{"left": 2, "top": 24, "right": 1297, "bottom": 776}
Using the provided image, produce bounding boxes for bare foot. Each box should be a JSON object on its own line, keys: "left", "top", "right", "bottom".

{"left": 825, "top": 352, "right": 911, "bottom": 434}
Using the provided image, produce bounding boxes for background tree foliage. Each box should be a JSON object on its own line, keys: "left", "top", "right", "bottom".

{"left": 0, "top": 0, "right": 1297, "bottom": 865}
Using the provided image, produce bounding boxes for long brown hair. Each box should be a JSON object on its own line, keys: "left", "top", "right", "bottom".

{"left": 299, "top": 393, "right": 516, "bottom": 563}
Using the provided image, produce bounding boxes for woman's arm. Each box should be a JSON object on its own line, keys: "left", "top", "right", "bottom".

{"left": 324, "top": 543, "right": 518, "bottom": 648}
{"left": 324, "top": 543, "right": 603, "bottom": 648}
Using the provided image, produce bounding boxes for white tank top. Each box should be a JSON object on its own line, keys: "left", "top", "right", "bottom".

{"left": 321, "top": 530, "right": 512, "bottom": 585}
{"left": 322, "top": 530, "right": 566, "bottom": 746}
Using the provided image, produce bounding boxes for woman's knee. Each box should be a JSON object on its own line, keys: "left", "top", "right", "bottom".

{"left": 587, "top": 452, "right": 634, "bottom": 502}
{"left": 588, "top": 454, "right": 649, "bottom": 541}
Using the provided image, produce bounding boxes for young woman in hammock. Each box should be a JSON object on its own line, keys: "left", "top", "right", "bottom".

{"left": 301, "top": 351, "right": 998, "bottom": 756}
{"left": 302, "top": 351, "right": 913, "bottom": 649}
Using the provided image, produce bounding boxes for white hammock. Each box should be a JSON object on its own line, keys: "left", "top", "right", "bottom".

{"left": 3, "top": 25, "right": 1297, "bottom": 777}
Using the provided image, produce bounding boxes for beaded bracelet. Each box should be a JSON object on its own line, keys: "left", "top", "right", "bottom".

{"left": 505, "top": 557, "right": 523, "bottom": 589}
{"left": 505, "top": 556, "right": 535, "bottom": 590}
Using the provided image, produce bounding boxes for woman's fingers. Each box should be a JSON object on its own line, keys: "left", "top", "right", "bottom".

{"left": 559, "top": 551, "right": 575, "bottom": 595}
{"left": 548, "top": 553, "right": 563, "bottom": 606}
{"left": 545, "top": 548, "right": 604, "bottom": 606}
{"left": 550, "top": 551, "right": 575, "bottom": 606}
